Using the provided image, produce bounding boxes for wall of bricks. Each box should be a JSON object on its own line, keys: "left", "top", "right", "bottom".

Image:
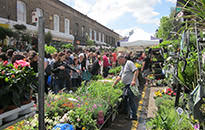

{"left": 0, "top": 0, "right": 119, "bottom": 46}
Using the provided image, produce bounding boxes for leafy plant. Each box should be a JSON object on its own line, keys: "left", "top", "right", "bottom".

{"left": 45, "top": 44, "right": 57, "bottom": 54}
{"left": 61, "top": 43, "right": 74, "bottom": 50}
{"left": 0, "top": 60, "right": 36, "bottom": 110}
{"left": 108, "top": 66, "right": 121, "bottom": 75}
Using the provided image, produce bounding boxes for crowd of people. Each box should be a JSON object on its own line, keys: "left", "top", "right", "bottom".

{"left": 0, "top": 47, "right": 153, "bottom": 93}
{"left": 0, "top": 46, "right": 154, "bottom": 120}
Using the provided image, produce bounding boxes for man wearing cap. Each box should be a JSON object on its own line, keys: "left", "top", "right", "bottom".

{"left": 112, "top": 53, "right": 139, "bottom": 120}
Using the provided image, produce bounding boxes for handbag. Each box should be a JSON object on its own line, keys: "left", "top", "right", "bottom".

{"left": 129, "top": 84, "right": 140, "bottom": 96}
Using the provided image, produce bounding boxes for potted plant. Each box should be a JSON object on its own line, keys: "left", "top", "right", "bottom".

{"left": 0, "top": 60, "right": 36, "bottom": 113}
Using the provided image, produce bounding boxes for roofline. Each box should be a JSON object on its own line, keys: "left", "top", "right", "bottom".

{"left": 52, "top": 0, "right": 119, "bottom": 36}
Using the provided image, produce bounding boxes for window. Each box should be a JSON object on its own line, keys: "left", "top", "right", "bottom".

{"left": 89, "top": 28, "right": 92, "bottom": 40}
{"left": 17, "top": 0, "right": 26, "bottom": 23}
{"left": 102, "top": 33, "right": 105, "bottom": 43}
{"left": 92, "top": 30, "right": 94, "bottom": 40}
{"left": 65, "top": 19, "right": 70, "bottom": 34}
{"left": 94, "top": 30, "right": 96, "bottom": 41}
{"left": 75, "top": 23, "right": 79, "bottom": 36}
{"left": 82, "top": 26, "right": 85, "bottom": 37}
{"left": 54, "top": 15, "right": 59, "bottom": 32}
{"left": 99, "top": 32, "right": 101, "bottom": 42}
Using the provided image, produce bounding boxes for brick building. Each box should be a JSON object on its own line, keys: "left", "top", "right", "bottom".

{"left": 0, "top": 0, "right": 119, "bottom": 46}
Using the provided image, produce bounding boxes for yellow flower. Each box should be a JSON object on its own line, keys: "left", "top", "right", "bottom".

{"left": 85, "top": 102, "right": 88, "bottom": 105}
{"left": 82, "top": 127, "right": 86, "bottom": 130}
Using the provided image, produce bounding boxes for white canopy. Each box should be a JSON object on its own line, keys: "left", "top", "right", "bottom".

{"left": 120, "top": 40, "right": 159, "bottom": 47}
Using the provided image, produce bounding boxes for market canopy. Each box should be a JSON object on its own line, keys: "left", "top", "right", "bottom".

{"left": 120, "top": 40, "right": 159, "bottom": 47}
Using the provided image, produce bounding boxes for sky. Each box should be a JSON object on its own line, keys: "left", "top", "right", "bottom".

{"left": 59, "top": 0, "right": 176, "bottom": 42}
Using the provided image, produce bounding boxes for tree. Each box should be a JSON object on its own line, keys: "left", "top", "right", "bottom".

{"left": 156, "top": 7, "right": 180, "bottom": 41}
{"left": 156, "top": 16, "right": 174, "bottom": 40}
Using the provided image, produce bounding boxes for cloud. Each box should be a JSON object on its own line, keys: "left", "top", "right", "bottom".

{"left": 115, "top": 27, "right": 153, "bottom": 41}
{"left": 60, "top": 0, "right": 161, "bottom": 25}
{"left": 166, "top": 0, "right": 177, "bottom": 4}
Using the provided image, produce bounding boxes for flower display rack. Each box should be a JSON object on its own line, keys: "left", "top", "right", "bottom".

{"left": 0, "top": 102, "right": 36, "bottom": 130}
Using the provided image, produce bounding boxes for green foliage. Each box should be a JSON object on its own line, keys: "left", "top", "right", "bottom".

{"left": 68, "top": 108, "right": 98, "bottom": 130}
{"left": 178, "top": 0, "right": 205, "bottom": 30}
{"left": 147, "top": 95, "right": 193, "bottom": 130}
{"left": 0, "top": 26, "right": 14, "bottom": 41}
{"left": 86, "top": 39, "right": 95, "bottom": 46}
{"left": 108, "top": 66, "right": 121, "bottom": 75}
{"left": 45, "top": 31, "right": 53, "bottom": 44}
{"left": 92, "top": 75, "right": 103, "bottom": 80}
{"left": 177, "top": 51, "right": 198, "bottom": 90}
{"left": 61, "top": 43, "right": 74, "bottom": 50}
{"left": 45, "top": 44, "right": 57, "bottom": 54}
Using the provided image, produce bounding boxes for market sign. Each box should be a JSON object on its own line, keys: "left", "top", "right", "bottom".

{"left": 176, "top": 7, "right": 182, "bottom": 13}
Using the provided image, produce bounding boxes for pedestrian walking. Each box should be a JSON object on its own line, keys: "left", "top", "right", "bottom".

{"left": 112, "top": 53, "right": 139, "bottom": 120}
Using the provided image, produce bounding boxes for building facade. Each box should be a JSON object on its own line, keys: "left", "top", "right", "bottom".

{"left": 0, "top": 0, "right": 119, "bottom": 46}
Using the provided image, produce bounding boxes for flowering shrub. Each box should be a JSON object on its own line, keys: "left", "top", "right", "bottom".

{"left": 0, "top": 60, "right": 36, "bottom": 110}
{"left": 154, "top": 88, "right": 176, "bottom": 98}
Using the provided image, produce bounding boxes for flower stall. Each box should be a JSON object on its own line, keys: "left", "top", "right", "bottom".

{"left": 0, "top": 60, "right": 36, "bottom": 129}
{"left": 3, "top": 80, "right": 124, "bottom": 130}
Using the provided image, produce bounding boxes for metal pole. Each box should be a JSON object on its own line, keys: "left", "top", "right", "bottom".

{"left": 38, "top": 16, "right": 45, "bottom": 130}
{"left": 195, "top": 22, "right": 202, "bottom": 80}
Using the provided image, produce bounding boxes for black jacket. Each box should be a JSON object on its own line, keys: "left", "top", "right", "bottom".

{"left": 52, "top": 61, "right": 77, "bottom": 79}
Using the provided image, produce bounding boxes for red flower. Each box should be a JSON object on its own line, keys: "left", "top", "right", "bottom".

{"left": 167, "top": 88, "right": 172, "bottom": 92}
{"left": 3, "top": 61, "right": 8, "bottom": 66}
{"left": 11, "top": 75, "right": 15, "bottom": 78}
{"left": 168, "top": 93, "right": 171, "bottom": 96}
{"left": 173, "top": 93, "right": 176, "bottom": 96}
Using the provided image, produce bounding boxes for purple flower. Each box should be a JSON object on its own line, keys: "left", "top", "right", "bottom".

{"left": 194, "top": 123, "right": 200, "bottom": 130}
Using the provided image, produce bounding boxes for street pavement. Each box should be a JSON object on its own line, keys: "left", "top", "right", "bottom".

{"left": 102, "top": 85, "right": 150, "bottom": 130}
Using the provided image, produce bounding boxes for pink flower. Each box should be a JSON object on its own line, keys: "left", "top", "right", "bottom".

{"left": 173, "top": 93, "right": 176, "bottom": 96}
{"left": 77, "top": 118, "right": 80, "bottom": 122}
{"left": 168, "top": 93, "right": 171, "bottom": 96}
{"left": 14, "top": 60, "right": 30, "bottom": 68}
{"left": 3, "top": 61, "right": 8, "bottom": 66}
{"left": 93, "top": 104, "right": 97, "bottom": 109}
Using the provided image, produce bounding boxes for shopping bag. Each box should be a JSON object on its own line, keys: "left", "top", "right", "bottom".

{"left": 52, "top": 123, "right": 74, "bottom": 130}
{"left": 129, "top": 84, "right": 140, "bottom": 96}
{"left": 82, "top": 70, "right": 92, "bottom": 81}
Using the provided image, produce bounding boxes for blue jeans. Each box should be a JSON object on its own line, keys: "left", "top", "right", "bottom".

{"left": 123, "top": 84, "right": 137, "bottom": 119}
